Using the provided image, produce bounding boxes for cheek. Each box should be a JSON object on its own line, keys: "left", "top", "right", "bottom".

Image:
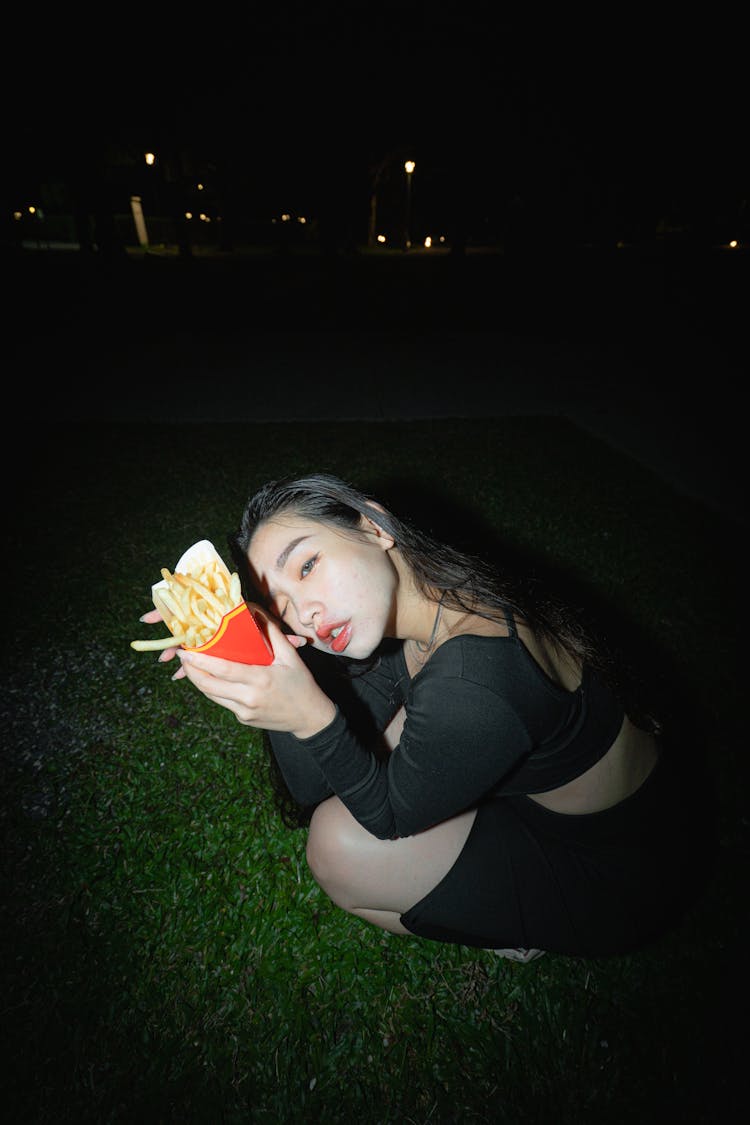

{"left": 358, "top": 557, "right": 395, "bottom": 610}
{"left": 347, "top": 566, "right": 369, "bottom": 611}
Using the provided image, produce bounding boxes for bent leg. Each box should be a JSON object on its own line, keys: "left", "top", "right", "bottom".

{"left": 306, "top": 796, "right": 477, "bottom": 934}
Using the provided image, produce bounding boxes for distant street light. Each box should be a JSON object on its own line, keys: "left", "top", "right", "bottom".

{"left": 404, "top": 160, "right": 415, "bottom": 251}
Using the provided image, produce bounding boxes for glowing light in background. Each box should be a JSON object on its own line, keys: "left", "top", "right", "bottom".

{"left": 404, "top": 161, "right": 415, "bottom": 250}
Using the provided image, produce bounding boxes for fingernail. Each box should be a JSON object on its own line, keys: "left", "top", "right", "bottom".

{"left": 139, "top": 614, "right": 150, "bottom": 622}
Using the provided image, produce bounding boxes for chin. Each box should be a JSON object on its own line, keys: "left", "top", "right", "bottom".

{"left": 339, "top": 630, "right": 382, "bottom": 663}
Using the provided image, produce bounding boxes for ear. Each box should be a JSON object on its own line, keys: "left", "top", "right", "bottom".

{"left": 359, "top": 506, "right": 395, "bottom": 551}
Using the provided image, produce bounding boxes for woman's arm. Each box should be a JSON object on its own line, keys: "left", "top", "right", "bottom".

{"left": 288, "top": 668, "right": 532, "bottom": 839}
{"left": 265, "top": 641, "right": 408, "bottom": 808}
{"left": 171, "top": 614, "right": 530, "bottom": 840}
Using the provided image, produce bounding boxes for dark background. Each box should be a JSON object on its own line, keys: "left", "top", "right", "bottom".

{"left": 1, "top": 12, "right": 746, "bottom": 1119}
{"left": 3, "top": 4, "right": 746, "bottom": 525}
{"left": 4, "top": 6, "right": 745, "bottom": 252}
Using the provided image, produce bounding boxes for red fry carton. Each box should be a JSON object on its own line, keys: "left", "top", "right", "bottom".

{"left": 154, "top": 539, "right": 274, "bottom": 666}
{"left": 187, "top": 602, "right": 274, "bottom": 664}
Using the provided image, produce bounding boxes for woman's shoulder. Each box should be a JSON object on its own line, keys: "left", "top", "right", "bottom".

{"left": 420, "top": 624, "right": 583, "bottom": 698}
{"left": 411, "top": 630, "right": 517, "bottom": 681}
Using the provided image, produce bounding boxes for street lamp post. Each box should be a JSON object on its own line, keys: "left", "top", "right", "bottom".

{"left": 404, "top": 160, "right": 415, "bottom": 251}
{"left": 130, "top": 195, "right": 149, "bottom": 247}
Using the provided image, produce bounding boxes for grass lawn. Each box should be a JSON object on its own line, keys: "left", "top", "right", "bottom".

{"left": 2, "top": 415, "right": 743, "bottom": 1123}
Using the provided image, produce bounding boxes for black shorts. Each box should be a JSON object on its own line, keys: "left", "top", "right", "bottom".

{"left": 400, "top": 748, "right": 714, "bottom": 956}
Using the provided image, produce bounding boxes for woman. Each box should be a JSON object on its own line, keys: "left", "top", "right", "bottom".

{"left": 149, "top": 474, "right": 708, "bottom": 959}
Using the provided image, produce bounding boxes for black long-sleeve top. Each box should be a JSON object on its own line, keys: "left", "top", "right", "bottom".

{"left": 267, "top": 627, "right": 624, "bottom": 840}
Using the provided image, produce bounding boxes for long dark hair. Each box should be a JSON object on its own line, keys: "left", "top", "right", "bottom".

{"left": 234, "top": 473, "right": 599, "bottom": 663}
{"left": 230, "top": 473, "right": 657, "bottom": 827}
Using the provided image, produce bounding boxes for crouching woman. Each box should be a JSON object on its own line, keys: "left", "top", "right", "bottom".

{"left": 155, "top": 473, "right": 713, "bottom": 960}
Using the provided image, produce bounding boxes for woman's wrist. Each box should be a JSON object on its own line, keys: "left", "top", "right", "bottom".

{"left": 291, "top": 699, "right": 338, "bottom": 741}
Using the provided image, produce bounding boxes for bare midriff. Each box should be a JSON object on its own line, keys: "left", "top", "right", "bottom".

{"left": 527, "top": 716, "right": 660, "bottom": 814}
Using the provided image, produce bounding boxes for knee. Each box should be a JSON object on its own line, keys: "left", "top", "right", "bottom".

{"left": 306, "top": 797, "right": 362, "bottom": 901}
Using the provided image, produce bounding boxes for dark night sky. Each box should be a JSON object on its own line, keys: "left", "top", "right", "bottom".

{"left": 4, "top": 4, "right": 745, "bottom": 512}
{"left": 4, "top": 4, "right": 744, "bottom": 228}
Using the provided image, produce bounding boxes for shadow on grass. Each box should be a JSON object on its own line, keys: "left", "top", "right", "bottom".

{"left": 1, "top": 416, "right": 744, "bottom": 1122}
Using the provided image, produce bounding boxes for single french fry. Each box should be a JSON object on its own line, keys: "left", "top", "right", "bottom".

{"left": 177, "top": 583, "right": 191, "bottom": 617}
{"left": 158, "top": 588, "right": 184, "bottom": 622}
{"left": 131, "top": 634, "right": 188, "bottom": 651}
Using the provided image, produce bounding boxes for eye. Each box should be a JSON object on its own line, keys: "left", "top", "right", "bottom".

{"left": 300, "top": 554, "right": 318, "bottom": 578}
{"left": 271, "top": 598, "right": 289, "bottom": 622}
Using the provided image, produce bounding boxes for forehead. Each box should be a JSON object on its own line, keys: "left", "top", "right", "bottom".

{"left": 245, "top": 516, "right": 310, "bottom": 594}
{"left": 248, "top": 513, "right": 348, "bottom": 571}
{"left": 248, "top": 514, "right": 316, "bottom": 558}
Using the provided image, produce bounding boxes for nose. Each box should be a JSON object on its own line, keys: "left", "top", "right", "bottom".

{"left": 297, "top": 599, "right": 323, "bottom": 630}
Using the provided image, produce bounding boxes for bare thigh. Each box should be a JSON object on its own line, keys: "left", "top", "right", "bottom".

{"left": 306, "top": 795, "right": 478, "bottom": 920}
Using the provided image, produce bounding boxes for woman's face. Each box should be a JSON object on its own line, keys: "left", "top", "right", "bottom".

{"left": 246, "top": 512, "right": 398, "bottom": 659}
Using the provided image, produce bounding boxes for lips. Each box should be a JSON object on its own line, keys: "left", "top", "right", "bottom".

{"left": 317, "top": 621, "right": 352, "bottom": 654}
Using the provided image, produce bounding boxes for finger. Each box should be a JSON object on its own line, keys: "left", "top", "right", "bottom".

{"left": 140, "top": 608, "right": 164, "bottom": 624}
{"left": 262, "top": 615, "right": 306, "bottom": 660}
{"left": 250, "top": 604, "right": 287, "bottom": 633}
{"left": 198, "top": 690, "right": 255, "bottom": 723}
{"left": 249, "top": 606, "right": 308, "bottom": 652}
{"left": 178, "top": 662, "right": 248, "bottom": 711}
{"left": 177, "top": 649, "right": 260, "bottom": 682}
{"left": 285, "top": 634, "right": 308, "bottom": 649}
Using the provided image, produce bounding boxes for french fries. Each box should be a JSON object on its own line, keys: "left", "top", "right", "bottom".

{"left": 131, "top": 541, "right": 244, "bottom": 652}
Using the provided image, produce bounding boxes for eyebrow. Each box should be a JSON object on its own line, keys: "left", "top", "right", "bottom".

{"left": 275, "top": 535, "right": 311, "bottom": 572}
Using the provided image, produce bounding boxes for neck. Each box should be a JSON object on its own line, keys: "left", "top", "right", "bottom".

{"left": 388, "top": 550, "right": 445, "bottom": 644}
{"left": 414, "top": 598, "right": 444, "bottom": 653}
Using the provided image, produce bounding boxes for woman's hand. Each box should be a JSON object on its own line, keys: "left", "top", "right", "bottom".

{"left": 171, "top": 612, "right": 336, "bottom": 739}
{"left": 136, "top": 605, "right": 307, "bottom": 681}
{"left": 138, "top": 607, "right": 184, "bottom": 670}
